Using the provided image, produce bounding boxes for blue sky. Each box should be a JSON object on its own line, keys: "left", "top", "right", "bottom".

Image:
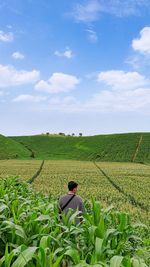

{"left": 0, "top": 0, "right": 150, "bottom": 136}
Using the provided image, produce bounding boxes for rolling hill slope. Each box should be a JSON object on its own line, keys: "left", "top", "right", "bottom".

{"left": 10, "top": 132, "right": 150, "bottom": 163}
{"left": 0, "top": 135, "right": 30, "bottom": 159}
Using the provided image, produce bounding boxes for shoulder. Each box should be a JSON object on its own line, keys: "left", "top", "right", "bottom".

{"left": 59, "top": 194, "right": 68, "bottom": 201}
{"left": 75, "top": 195, "right": 83, "bottom": 203}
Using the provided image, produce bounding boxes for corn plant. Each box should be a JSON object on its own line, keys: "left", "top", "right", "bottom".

{"left": 0, "top": 177, "right": 149, "bottom": 267}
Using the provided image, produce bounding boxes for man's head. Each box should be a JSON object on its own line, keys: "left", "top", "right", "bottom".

{"left": 68, "top": 181, "right": 78, "bottom": 194}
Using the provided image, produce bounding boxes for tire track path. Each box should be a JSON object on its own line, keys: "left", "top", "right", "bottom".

{"left": 93, "top": 161, "right": 148, "bottom": 212}
{"left": 27, "top": 160, "right": 44, "bottom": 184}
{"left": 132, "top": 135, "right": 143, "bottom": 162}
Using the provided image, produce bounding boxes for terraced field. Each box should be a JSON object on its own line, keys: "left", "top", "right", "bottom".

{"left": 1, "top": 159, "right": 149, "bottom": 223}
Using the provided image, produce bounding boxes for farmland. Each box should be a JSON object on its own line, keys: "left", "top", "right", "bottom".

{"left": 0, "top": 160, "right": 42, "bottom": 181}
{"left": 11, "top": 133, "right": 142, "bottom": 161}
{"left": 0, "top": 135, "right": 30, "bottom": 159}
{"left": 0, "top": 133, "right": 150, "bottom": 266}
{"left": 0, "top": 132, "right": 148, "bottom": 163}
{"left": 0, "top": 177, "right": 150, "bottom": 266}
{"left": 0, "top": 159, "right": 149, "bottom": 223}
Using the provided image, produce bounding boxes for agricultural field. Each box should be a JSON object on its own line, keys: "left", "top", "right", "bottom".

{"left": 0, "top": 177, "right": 150, "bottom": 266}
{"left": 1, "top": 159, "right": 149, "bottom": 223}
{"left": 136, "top": 134, "right": 150, "bottom": 163}
{"left": 32, "top": 160, "right": 150, "bottom": 223}
{"left": 1, "top": 132, "right": 149, "bottom": 163}
{"left": 0, "top": 135, "right": 30, "bottom": 160}
{"left": 95, "top": 162, "right": 150, "bottom": 210}
{"left": 11, "top": 133, "right": 141, "bottom": 161}
{"left": 0, "top": 160, "right": 42, "bottom": 181}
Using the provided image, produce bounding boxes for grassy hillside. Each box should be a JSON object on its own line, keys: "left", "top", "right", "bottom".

{"left": 0, "top": 134, "right": 30, "bottom": 159}
{"left": 11, "top": 132, "right": 150, "bottom": 163}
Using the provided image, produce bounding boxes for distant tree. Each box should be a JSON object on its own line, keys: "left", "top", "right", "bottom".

{"left": 46, "top": 132, "right": 49, "bottom": 135}
{"left": 59, "top": 132, "right": 65, "bottom": 136}
{"left": 72, "top": 133, "right": 75, "bottom": 136}
{"left": 79, "top": 133, "right": 82, "bottom": 137}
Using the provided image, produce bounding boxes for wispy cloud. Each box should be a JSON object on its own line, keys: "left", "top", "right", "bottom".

{"left": 12, "top": 51, "right": 25, "bottom": 60}
{"left": 86, "top": 29, "right": 98, "bottom": 43}
{"left": 70, "top": 0, "right": 150, "bottom": 24}
{"left": 35, "top": 72, "right": 80, "bottom": 93}
{"left": 0, "top": 30, "right": 14, "bottom": 42}
{"left": 0, "top": 64, "right": 40, "bottom": 88}
{"left": 71, "top": 0, "right": 101, "bottom": 23}
{"left": 12, "top": 94, "right": 47, "bottom": 103}
{"left": 54, "top": 48, "right": 73, "bottom": 59}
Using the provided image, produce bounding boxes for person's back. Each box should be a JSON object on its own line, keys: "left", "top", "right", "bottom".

{"left": 59, "top": 181, "right": 85, "bottom": 224}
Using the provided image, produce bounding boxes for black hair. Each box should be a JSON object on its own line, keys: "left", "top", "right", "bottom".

{"left": 68, "top": 181, "right": 78, "bottom": 191}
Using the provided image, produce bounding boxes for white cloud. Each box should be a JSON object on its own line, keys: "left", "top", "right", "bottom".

{"left": 45, "top": 70, "right": 150, "bottom": 113}
{"left": 72, "top": 0, "right": 101, "bottom": 23}
{"left": 97, "top": 70, "right": 149, "bottom": 90}
{"left": 35, "top": 72, "right": 80, "bottom": 93}
{"left": 85, "top": 87, "right": 150, "bottom": 112}
{"left": 0, "top": 64, "right": 40, "bottom": 88}
{"left": 86, "top": 29, "right": 98, "bottom": 43}
{"left": 12, "top": 94, "right": 47, "bottom": 103}
{"left": 132, "top": 27, "right": 150, "bottom": 54}
{"left": 97, "top": 0, "right": 143, "bottom": 17}
{"left": 12, "top": 51, "right": 25, "bottom": 60}
{"left": 125, "top": 55, "right": 141, "bottom": 70}
{"left": 71, "top": 0, "right": 150, "bottom": 24}
{"left": 0, "top": 30, "right": 14, "bottom": 42}
{"left": 54, "top": 48, "right": 73, "bottom": 59}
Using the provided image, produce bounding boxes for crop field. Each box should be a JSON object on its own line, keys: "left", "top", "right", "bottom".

{"left": 0, "top": 160, "right": 42, "bottom": 181}
{"left": 32, "top": 160, "right": 150, "bottom": 223}
{"left": 1, "top": 159, "right": 149, "bottom": 223}
{"left": 1, "top": 177, "right": 149, "bottom": 266}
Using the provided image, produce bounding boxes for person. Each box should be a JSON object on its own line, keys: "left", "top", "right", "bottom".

{"left": 59, "top": 181, "right": 85, "bottom": 224}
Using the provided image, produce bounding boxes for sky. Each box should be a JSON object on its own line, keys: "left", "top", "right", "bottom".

{"left": 0, "top": 0, "right": 150, "bottom": 136}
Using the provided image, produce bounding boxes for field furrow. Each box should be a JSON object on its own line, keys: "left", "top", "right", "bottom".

{"left": 1, "top": 159, "right": 149, "bottom": 222}
{"left": 32, "top": 160, "right": 148, "bottom": 222}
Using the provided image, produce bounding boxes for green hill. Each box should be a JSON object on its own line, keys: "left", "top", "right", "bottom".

{"left": 10, "top": 132, "right": 150, "bottom": 163}
{"left": 0, "top": 134, "right": 30, "bottom": 159}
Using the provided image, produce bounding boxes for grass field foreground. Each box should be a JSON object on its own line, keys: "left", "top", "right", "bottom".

{"left": 0, "top": 177, "right": 149, "bottom": 266}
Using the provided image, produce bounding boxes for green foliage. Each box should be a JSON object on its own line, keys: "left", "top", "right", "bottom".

{"left": 0, "top": 177, "right": 149, "bottom": 267}
{"left": 0, "top": 134, "right": 30, "bottom": 159}
{"left": 10, "top": 132, "right": 150, "bottom": 163}
{"left": 0, "top": 132, "right": 149, "bottom": 162}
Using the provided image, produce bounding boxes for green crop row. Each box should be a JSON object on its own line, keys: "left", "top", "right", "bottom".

{"left": 97, "top": 162, "right": 150, "bottom": 210}
{"left": 0, "top": 160, "right": 42, "bottom": 181}
{"left": 32, "top": 160, "right": 149, "bottom": 223}
{"left": 0, "top": 177, "right": 150, "bottom": 266}
{"left": 1, "top": 160, "right": 149, "bottom": 222}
